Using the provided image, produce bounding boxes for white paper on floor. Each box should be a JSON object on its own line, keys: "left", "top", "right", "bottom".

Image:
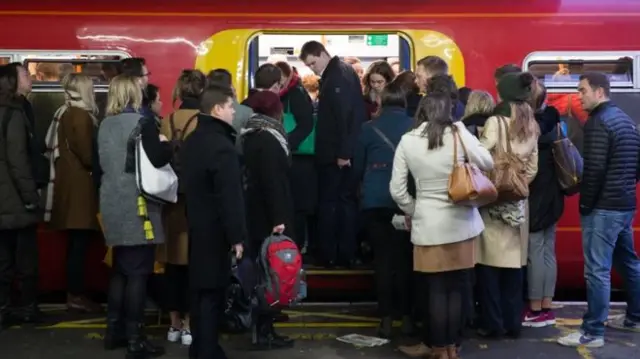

{"left": 336, "top": 334, "right": 390, "bottom": 347}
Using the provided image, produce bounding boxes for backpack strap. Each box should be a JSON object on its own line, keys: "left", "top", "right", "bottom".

{"left": 180, "top": 114, "right": 198, "bottom": 141}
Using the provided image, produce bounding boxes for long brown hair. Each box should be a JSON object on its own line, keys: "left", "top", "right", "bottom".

{"left": 509, "top": 101, "right": 540, "bottom": 141}
{"left": 415, "top": 93, "right": 453, "bottom": 150}
{"left": 363, "top": 61, "right": 395, "bottom": 98}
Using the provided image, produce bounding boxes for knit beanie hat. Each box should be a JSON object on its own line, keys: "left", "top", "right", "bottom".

{"left": 497, "top": 72, "right": 535, "bottom": 103}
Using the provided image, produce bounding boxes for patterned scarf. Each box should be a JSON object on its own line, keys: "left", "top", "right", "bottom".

{"left": 240, "top": 113, "right": 290, "bottom": 157}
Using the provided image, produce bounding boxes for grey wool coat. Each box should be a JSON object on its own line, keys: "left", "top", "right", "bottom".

{"left": 97, "top": 112, "right": 166, "bottom": 247}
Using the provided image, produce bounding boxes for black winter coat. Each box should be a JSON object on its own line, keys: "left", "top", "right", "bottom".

{"left": 316, "top": 56, "right": 368, "bottom": 164}
{"left": 242, "top": 127, "right": 296, "bottom": 257}
{"left": 579, "top": 101, "right": 640, "bottom": 215}
{"left": 181, "top": 114, "right": 247, "bottom": 289}
{"left": 0, "top": 103, "right": 40, "bottom": 230}
{"left": 528, "top": 106, "right": 565, "bottom": 232}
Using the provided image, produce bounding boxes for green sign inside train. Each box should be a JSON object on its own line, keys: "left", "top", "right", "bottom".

{"left": 366, "top": 34, "right": 388, "bottom": 46}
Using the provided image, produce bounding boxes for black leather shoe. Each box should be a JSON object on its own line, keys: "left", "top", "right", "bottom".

{"left": 377, "top": 316, "right": 393, "bottom": 338}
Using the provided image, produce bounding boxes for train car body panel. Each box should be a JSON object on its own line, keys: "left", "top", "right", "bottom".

{"left": 0, "top": 0, "right": 638, "bottom": 297}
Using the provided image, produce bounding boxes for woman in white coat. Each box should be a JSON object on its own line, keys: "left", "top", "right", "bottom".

{"left": 391, "top": 93, "right": 494, "bottom": 359}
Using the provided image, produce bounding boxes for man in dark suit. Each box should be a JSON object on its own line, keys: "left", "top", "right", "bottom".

{"left": 181, "top": 84, "right": 246, "bottom": 359}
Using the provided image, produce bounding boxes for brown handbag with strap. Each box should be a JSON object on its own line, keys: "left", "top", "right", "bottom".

{"left": 488, "top": 116, "right": 529, "bottom": 202}
{"left": 448, "top": 128, "right": 498, "bottom": 207}
{"left": 551, "top": 122, "right": 583, "bottom": 193}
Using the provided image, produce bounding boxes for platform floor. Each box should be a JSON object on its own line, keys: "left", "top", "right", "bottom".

{"left": 0, "top": 303, "right": 637, "bottom": 359}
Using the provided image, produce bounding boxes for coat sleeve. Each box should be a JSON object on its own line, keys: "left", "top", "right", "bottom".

{"left": 210, "top": 144, "right": 247, "bottom": 246}
{"left": 330, "top": 76, "right": 361, "bottom": 160}
{"left": 526, "top": 146, "right": 539, "bottom": 184}
{"left": 5, "top": 111, "right": 39, "bottom": 206}
{"left": 286, "top": 88, "right": 314, "bottom": 151}
{"left": 389, "top": 137, "right": 415, "bottom": 215}
{"left": 65, "top": 109, "right": 94, "bottom": 169}
{"left": 140, "top": 116, "right": 173, "bottom": 168}
{"left": 457, "top": 123, "right": 494, "bottom": 172}
{"left": 579, "top": 116, "right": 609, "bottom": 215}
{"left": 480, "top": 116, "right": 499, "bottom": 151}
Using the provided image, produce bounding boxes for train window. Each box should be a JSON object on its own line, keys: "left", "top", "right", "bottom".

{"left": 246, "top": 33, "right": 409, "bottom": 90}
{"left": 0, "top": 57, "right": 10, "bottom": 65}
{"left": 524, "top": 52, "right": 638, "bottom": 90}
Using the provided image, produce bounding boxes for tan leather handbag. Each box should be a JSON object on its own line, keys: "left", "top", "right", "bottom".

{"left": 448, "top": 129, "right": 498, "bottom": 207}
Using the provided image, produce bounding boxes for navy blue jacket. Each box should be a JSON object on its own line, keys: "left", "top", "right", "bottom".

{"left": 354, "top": 106, "right": 413, "bottom": 210}
{"left": 579, "top": 101, "right": 640, "bottom": 215}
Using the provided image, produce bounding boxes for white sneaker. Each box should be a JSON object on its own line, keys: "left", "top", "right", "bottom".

{"left": 181, "top": 329, "right": 193, "bottom": 346}
{"left": 557, "top": 331, "right": 604, "bottom": 348}
{"left": 167, "top": 327, "right": 181, "bottom": 342}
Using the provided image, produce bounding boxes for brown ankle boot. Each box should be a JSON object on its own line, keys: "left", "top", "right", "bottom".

{"left": 446, "top": 345, "right": 460, "bottom": 359}
{"left": 398, "top": 342, "right": 430, "bottom": 357}
{"left": 427, "top": 347, "right": 448, "bottom": 359}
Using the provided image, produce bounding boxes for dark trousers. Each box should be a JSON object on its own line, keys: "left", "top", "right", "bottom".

{"left": 189, "top": 289, "right": 226, "bottom": 359}
{"left": 476, "top": 264, "right": 523, "bottom": 334}
{"left": 0, "top": 226, "right": 38, "bottom": 307}
{"left": 67, "top": 229, "right": 93, "bottom": 295}
{"left": 294, "top": 212, "right": 317, "bottom": 252}
{"left": 417, "top": 269, "right": 472, "bottom": 347}
{"left": 165, "top": 264, "right": 189, "bottom": 314}
{"left": 106, "top": 245, "right": 155, "bottom": 338}
{"left": 316, "top": 164, "right": 357, "bottom": 263}
{"left": 362, "top": 208, "right": 412, "bottom": 317}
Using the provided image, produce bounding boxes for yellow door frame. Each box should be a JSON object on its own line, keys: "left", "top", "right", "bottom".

{"left": 195, "top": 29, "right": 465, "bottom": 100}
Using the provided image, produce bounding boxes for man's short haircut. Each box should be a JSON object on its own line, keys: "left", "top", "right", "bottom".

{"left": 254, "top": 63, "right": 282, "bottom": 89}
{"left": 580, "top": 72, "right": 611, "bottom": 97}
{"left": 121, "top": 57, "right": 146, "bottom": 77}
{"left": 494, "top": 64, "right": 522, "bottom": 81}
{"left": 299, "top": 41, "right": 329, "bottom": 61}
{"left": 199, "top": 84, "right": 234, "bottom": 114}
{"left": 417, "top": 56, "right": 448, "bottom": 76}
{"left": 426, "top": 74, "right": 459, "bottom": 101}
{"left": 207, "top": 68, "right": 232, "bottom": 87}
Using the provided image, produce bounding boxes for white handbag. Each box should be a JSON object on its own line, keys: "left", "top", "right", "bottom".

{"left": 135, "top": 136, "right": 178, "bottom": 204}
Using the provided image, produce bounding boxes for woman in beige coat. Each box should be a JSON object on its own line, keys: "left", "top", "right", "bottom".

{"left": 476, "top": 72, "right": 540, "bottom": 339}
{"left": 391, "top": 93, "right": 494, "bottom": 359}
{"left": 157, "top": 69, "right": 207, "bottom": 346}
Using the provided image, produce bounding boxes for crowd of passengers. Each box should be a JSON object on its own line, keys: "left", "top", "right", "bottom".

{"left": 0, "top": 39, "right": 639, "bottom": 359}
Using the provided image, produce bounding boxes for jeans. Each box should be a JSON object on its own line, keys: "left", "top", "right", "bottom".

{"left": 581, "top": 209, "right": 640, "bottom": 337}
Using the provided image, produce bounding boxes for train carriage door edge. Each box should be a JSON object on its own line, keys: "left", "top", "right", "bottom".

{"left": 401, "top": 30, "right": 465, "bottom": 88}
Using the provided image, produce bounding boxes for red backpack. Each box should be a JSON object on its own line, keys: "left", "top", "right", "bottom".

{"left": 256, "top": 234, "right": 304, "bottom": 308}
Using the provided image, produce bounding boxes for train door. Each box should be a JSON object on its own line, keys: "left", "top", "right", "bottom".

{"left": 194, "top": 29, "right": 465, "bottom": 100}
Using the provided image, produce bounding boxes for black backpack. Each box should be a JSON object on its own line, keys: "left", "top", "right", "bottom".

{"left": 169, "top": 113, "right": 197, "bottom": 193}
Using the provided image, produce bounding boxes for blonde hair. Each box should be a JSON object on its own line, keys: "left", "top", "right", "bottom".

{"left": 106, "top": 75, "right": 142, "bottom": 116}
{"left": 61, "top": 73, "right": 97, "bottom": 115}
{"left": 463, "top": 90, "right": 495, "bottom": 118}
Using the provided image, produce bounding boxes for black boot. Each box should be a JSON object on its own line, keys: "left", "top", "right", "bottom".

{"left": 104, "top": 272, "right": 127, "bottom": 350}
{"left": 400, "top": 315, "right": 415, "bottom": 336}
{"left": 125, "top": 322, "right": 165, "bottom": 359}
{"left": 377, "top": 316, "right": 393, "bottom": 338}
{"left": 252, "top": 316, "right": 294, "bottom": 349}
{"left": 0, "top": 305, "right": 17, "bottom": 333}
{"left": 16, "top": 303, "right": 43, "bottom": 324}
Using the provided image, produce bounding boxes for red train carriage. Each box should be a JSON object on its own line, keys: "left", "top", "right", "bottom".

{"left": 0, "top": 0, "right": 639, "bottom": 299}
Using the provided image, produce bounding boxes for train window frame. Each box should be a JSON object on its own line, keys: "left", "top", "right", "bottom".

{"left": 0, "top": 49, "right": 131, "bottom": 93}
{"left": 523, "top": 51, "right": 640, "bottom": 93}
{"left": 244, "top": 31, "right": 414, "bottom": 94}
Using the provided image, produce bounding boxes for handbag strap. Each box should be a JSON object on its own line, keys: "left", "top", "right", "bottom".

{"left": 452, "top": 127, "right": 470, "bottom": 164}
{"left": 496, "top": 116, "right": 513, "bottom": 154}
{"left": 371, "top": 124, "right": 395, "bottom": 152}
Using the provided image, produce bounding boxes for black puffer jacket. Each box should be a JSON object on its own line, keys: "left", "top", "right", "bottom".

{"left": 0, "top": 103, "right": 40, "bottom": 230}
{"left": 579, "top": 101, "right": 640, "bottom": 215}
{"left": 529, "top": 106, "right": 565, "bottom": 232}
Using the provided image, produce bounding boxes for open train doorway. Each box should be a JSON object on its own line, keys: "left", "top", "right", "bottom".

{"left": 247, "top": 33, "right": 411, "bottom": 89}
